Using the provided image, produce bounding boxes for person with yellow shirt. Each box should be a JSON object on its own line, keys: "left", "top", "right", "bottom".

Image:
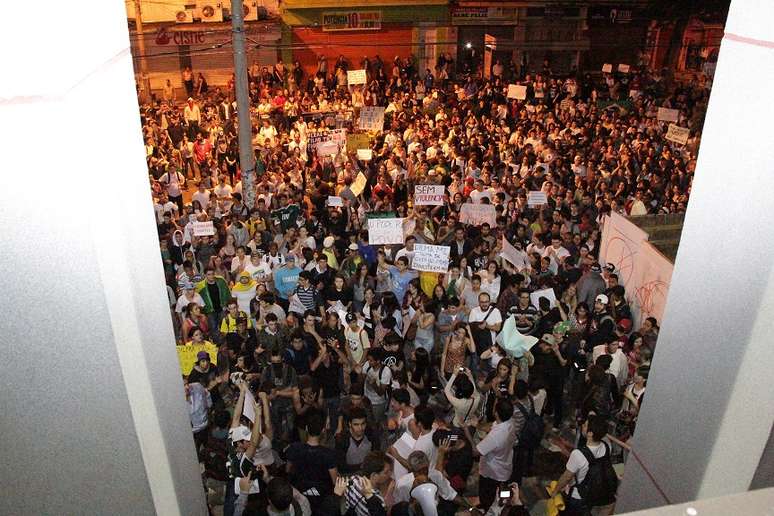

{"left": 220, "top": 298, "right": 253, "bottom": 339}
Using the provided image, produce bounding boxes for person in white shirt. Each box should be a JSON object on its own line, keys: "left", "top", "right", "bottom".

{"left": 591, "top": 338, "right": 629, "bottom": 388}
{"left": 191, "top": 182, "right": 211, "bottom": 210}
{"left": 549, "top": 415, "right": 617, "bottom": 514}
{"left": 393, "top": 450, "right": 457, "bottom": 505}
{"left": 362, "top": 347, "right": 392, "bottom": 423}
{"left": 388, "top": 404, "right": 437, "bottom": 473}
{"left": 213, "top": 175, "right": 233, "bottom": 199}
{"left": 175, "top": 283, "right": 204, "bottom": 325}
{"left": 475, "top": 398, "right": 517, "bottom": 511}
{"left": 394, "top": 236, "right": 417, "bottom": 268}
{"left": 159, "top": 168, "right": 186, "bottom": 209}
{"left": 468, "top": 292, "right": 503, "bottom": 363}
{"left": 243, "top": 249, "right": 273, "bottom": 287}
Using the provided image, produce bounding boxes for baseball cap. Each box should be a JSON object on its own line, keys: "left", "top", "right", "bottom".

{"left": 590, "top": 263, "right": 602, "bottom": 273}
{"left": 604, "top": 263, "right": 616, "bottom": 273}
{"left": 196, "top": 351, "right": 210, "bottom": 361}
{"left": 348, "top": 243, "right": 358, "bottom": 251}
{"left": 541, "top": 334, "right": 557, "bottom": 346}
{"left": 285, "top": 253, "right": 296, "bottom": 262}
{"left": 323, "top": 236, "right": 335, "bottom": 248}
{"left": 595, "top": 294, "right": 609, "bottom": 305}
{"left": 229, "top": 425, "right": 252, "bottom": 443}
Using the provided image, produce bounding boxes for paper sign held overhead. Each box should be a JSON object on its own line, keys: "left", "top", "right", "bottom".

{"left": 350, "top": 172, "right": 367, "bottom": 197}
{"left": 665, "top": 124, "right": 690, "bottom": 145}
{"left": 527, "top": 191, "right": 548, "bottom": 206}
{"left": 500, "top": 237, "right": 527, "bottom": 270}
{"left": 368, "top": 218, "right": 405, "bottom": 245}
{"left": 602, "top": 63, "right": 613, "bottom": 73}
{"left": 358, "top": 106, "right": 385, "bottom": 132}
{"left": 507, "top": 84, "right": 527, "bottom": 100}
{"left": 618, "top": 63, "right": 630, "bottom": 73}
{"left": 176, "top": 342, "right": 218, "bottom": 374}
{"left": 657, "top": 107, "right": 679, "bottom": 123}
{"left": 414, "top": 185, "right": 445, "bottom": 206}
{"left": 459, "top": 203, "right": 497, "bottom": 227}
{"left": 530, "top": 288, "right": 557, "bottom": 310}
{"left": 193, "top": 221, "right": 215, "bottom": 236}
{"left": 356, "top": 149, "right": 373, "bottom": 161}
{"left": 347, "top": 69, "right": 367, "bottom": 85}
{"left": 327, "top": 196, "right": 343, "bottom": 207}
{"left": 412, "top": 244, "right": 450, "bottom": 273}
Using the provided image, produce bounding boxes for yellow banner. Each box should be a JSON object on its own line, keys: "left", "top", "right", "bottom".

{"left": 346, "top": 133, "right": 372, "bottom": 152}
{"left": 177, "top": 342, "right": 219, "bottom": 375}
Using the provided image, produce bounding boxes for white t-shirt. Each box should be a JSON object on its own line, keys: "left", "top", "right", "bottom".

{"left": 244, "top": 260, "right": 273, "bottom": 284}
{"left": 192, "top": 190, "right": 211, "bottom": 209}
{"left": 393, "top": 469, "right": 457, "bottom": 504}
{"left": 344, "top": 326, "right": 370, "bottom": 365}
{"left": 175, "top": 292, "right": 204, "bottom": 314}
{"left": 362, "top": 361, "right": 392, "bottom": 405}
{"left": 476, "top": 419, "right": 516, "bottom": 481}
{"left": 566, "top": 441, "right": 610, "bottom": 499}
{"left": 468, "top": 306, "right": 503, "bottom": 343}
{"left": 214, "top": 183, "right": 233, "bottom": 199}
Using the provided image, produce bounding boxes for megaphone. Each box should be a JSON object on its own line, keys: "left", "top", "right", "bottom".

{"left": 410, "top": 482, "right": 438, "bottom": 516}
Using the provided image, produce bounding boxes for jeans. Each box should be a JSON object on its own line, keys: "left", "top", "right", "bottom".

{"left": 207, "top": 311, "right": 224, "bottom": 343}
{"left": 223, "top": 479, "right": 237, "bottom": 516}
{"left": 324, "top": 396, "right": 341, "bottom": 432}
{"left": 478, "top": 475, "right": 500, "bottom": 512}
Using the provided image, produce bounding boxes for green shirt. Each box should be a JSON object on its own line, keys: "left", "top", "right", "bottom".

{"left": 271, "top": 204, "right": 300, "bottom": 232}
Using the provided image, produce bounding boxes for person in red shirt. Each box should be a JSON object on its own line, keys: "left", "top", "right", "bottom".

{"left": 371, "top": 176, "right": 393, "bottom": 203}
{"left": 193, "top": 133, "right": 212, "bottom": 178}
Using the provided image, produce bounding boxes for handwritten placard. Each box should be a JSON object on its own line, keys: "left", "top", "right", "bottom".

{"left": 327, "top": 196, "right": 343, "bottom": 207}
{"left": 527, "top": 191, "right": 548, "bottom": 206}
{"left": 347, "top": 69, "right": 367, "bottom": 85}
{"left": 618, "top": 63, "right": 630, "bottom": 73}
{"left": 346, "top": 133, "right": 371, "bottom": 152}
{"left": 665, "top": 124, "right": 690, "bottom": 145}
{"left": 177, "top": 342, "right": 218, "bottom": 375}
{"left": 414, "top": 185, "right": 445, "bottom": 206}
{"left": 507, "top": 84, "right": 527, "bottom": 100}
{"left": 657, "top": 107, "right": 679, "bottom": 123}
{"left": 368, "top": 217, "right": 405, "bottom": 245}
{"left": 192, "top": 221, "right": 215, "bottom": 236}
{"left": 500, "top": 237, "right": 526, "bottom": 269}
{"left": 358, "top": 106, "right": 385, "bottom": 132}
{"left": 602, "top": 63, "right": 613, "bottom": 73}
{"left": 412, "top": 244, "right": 450, "bottom": 273}
{"left": 356, "top": 149, "right": 373, "bottom": 161}
{"left": 351, "top": 172, "right": 367, "bottom": 197}
{"left": 459, "top": 203, "right": 497, "bottom": 227}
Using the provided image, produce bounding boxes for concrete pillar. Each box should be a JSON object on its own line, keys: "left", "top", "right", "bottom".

{"left": 0, "top": 1, "right": 208, "bottom": 514}
{"left": 616, "top": 0, "right": 774, "bottom": 511}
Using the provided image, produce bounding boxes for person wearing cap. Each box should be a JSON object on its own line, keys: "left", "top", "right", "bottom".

{"left": 576, "top": 262, "right": 607, "bottom": 309}
{"left": 175, "top": 281, "right": 204, "bottom": 327}
{"left": 583, "top": 294, "right": 615, "bottom": 352}
{"left": 231, "top": 271, "right": 257, "bottom": 315}
{"left": 243, "top": 248, "right": 273, "bottom": 287}
{"left": 338, "top": 243, "right": 363, "bottom": 280}
{"left": 186, "top": 343, "right": 219, "bottom": 387}
{"left": 321, "top": 235, "right": 340, "bottom": 270}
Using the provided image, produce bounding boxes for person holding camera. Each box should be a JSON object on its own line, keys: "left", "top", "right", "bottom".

{"left": 335, "top": 451, "right": 392, "bottom": 516}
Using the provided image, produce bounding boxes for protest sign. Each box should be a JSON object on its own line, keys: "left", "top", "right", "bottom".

{"left": 316, "top": 140, "right": 340, "bottom": 157}
{"left": 602, "top": 63, "right": 613, "bottom": 73}
{"left": 527, "top": 191, "right": 548, "bottom": 206}
{"left": 358, "top": 106, "right": 385, "bottom": 131}
{"left": 176, "top": 342, "right": 218, "bottom": 374}
{"left": 327, "top": 196, "right": 343, "bottom": 207}
{"left": 657, "top": 107, "right": 679, "bottom": 123}
{"left": 356, "top": 149, "right": 373, "bottom": 161}
{"left": 365, "top": 211, "right": 396, "bottom": 220}
{"left": 307, "top": 128, "right": 347, "bottom": 153}
{"left": 414, "top": 185, "right": 445, "bottom": 206}
{"left": 530, "top": 288, "right": 557, "bottom": 309}
{"left": 665, "top": 124, "right": 690, "bottom": 145}
{"left": 243, "top": 390, "right": 256, "bottom": 423}
{"left": 459, "top": 203, "right": 496, "bottom": 227}
{"left": 507, "top": 84, "right": 527, "bottom": 100}
{"left": 618, "top": 63, "right": 630, "bottom": 73}
{"left": 192, "top": 221, "right": 215, "bottom": 236}
{"left": 350, "top": 172, "right": 367, "bottom": 197}
{"left": 412, "top": 244, "right": 450, "bottom": 273}
{"left": 500, "top": 237, "right": 527, "bottom": 269}
{"left": 347, "top": 69, "right": 367, "bottom": 85}
{"left": 346, "top": 132, "right": 371, "bottom": 152}
{"left": 368, "top": 218, "right": 404, "bottom": 245}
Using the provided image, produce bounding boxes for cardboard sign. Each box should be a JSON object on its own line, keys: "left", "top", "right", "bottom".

{"left": 507, "top": 84, "right": 527, "bottom": 100}
{"left": 368, "top": 217, "right": 405, "bottom": 245}
{"left": 618, "top": 63, "right": 630, "bottom": 73}
{"left": 665, "top": 124, "right": 690, "bottom": 145}
{"left": 414, "top": 185, "right": 445, "bottom": 206}
{"left": 176, "top": 343, "right": 218, "bottom": 375}
{"left": 356, "top": 149, "right": 373, "bottom": 161}
{"left": 500, "top": 237, "right": 527, "bottom": 269}
{"left": 530, "top": 287, "right": 557, "bottom": 310}
{"left": 602, "top": 63, "right": 613, "bottom": 73}
{"left": 327, "top": 196, "right": 343, "bottom": 207}
{"left": 358, "top": 106, "right": 385, "bottom": 132}
{"left": 192, "top": 221, "right": 215, "bottom": 236}
{"left": 412, "top": 244, "right": 450, "bottom": 273}
{"left": 657, "top": 107, "right": 679, "bottom": 123}
{"left": 527, "top": 191, "right": 548, "bottom": 206}
{"left": 316, "top": 140, "right": 340, "bottom": 157}
{"left": 347, "top": 69, "right": 367, "bottom": 85}
{"left": 351, "top": 172, "right": 368, "bottom": 197}
{"left": 346, "top": 133, "right": 371, "bottom": 152}
{"left": 459, "top": 203, "right": 496, "bottom": 227}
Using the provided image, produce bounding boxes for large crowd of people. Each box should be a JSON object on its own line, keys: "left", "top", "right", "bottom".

{"left": 141, "top": 52, "right": 708, "bottom": 516}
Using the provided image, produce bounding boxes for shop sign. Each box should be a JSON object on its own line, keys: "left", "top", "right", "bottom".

{"left": 155, "top": 26, "right": 207, "bottom": 45}
{"left": 322, "top": 11, "right": 381, "bottom": 31}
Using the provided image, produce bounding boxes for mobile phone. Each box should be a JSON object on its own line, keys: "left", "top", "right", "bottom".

{"left": 448, "top": 435, "right": 459, "bottom": 442}
{"left": 499, "top": 489, "right": 511, "bottom": 499}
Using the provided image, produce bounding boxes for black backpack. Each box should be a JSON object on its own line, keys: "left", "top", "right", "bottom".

{"left": 575, "top": 441, "right": 618, "bottom": 506}
{"left": 515, "top": 398, "right": 544, "bottom": 449}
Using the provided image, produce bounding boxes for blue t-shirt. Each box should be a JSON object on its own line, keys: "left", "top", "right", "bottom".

{"left": 389, "top": 266, "right": 418, "bottom": 303}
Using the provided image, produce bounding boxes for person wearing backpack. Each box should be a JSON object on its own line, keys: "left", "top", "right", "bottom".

{"left": 261, "top": 346, "right": 298, "bottom": 446}
{"left": 511, "top": 380, "right": 543, "bottom": 484}
{"left": 550, "top": 415, "right": 618, "bottom": 515}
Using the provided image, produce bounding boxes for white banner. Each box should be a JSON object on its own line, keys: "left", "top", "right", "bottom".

{"left": 527, "top": 191, "right": 548, "bottom": 206}
{"left": 507, "top": 84, "right": 526, "bottom": 100}
{"left": 193, "top": 221, "right": 215, "bottom": 236}
{"left": 657, "top": 107, "right": 679, "bottom": 123}
{"left": 412, "top": 244, "right": 450, "bottom": 273}
{"left": 414, "top": 185, "right": 445, "bottom": 206}
{"left": 665, "top": 124, "right": 690, "bottom": 145}
{"left": 347, "top": 69, "right": 367, "bottom": 85}
{"left": 459, "top": 203, "right": 497, "bottom": 227}
{"left": 368, "top": 217, "right": 405, "bottom": 245}
{"left": 358, "top": 106, "right": 385, "bottom": 132}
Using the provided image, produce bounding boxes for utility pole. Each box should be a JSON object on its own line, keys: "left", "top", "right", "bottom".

{"left": 133, "top": 0, "right": 153, "bottom": 103}
{"left": 231, "top": 0, "right": 256, "bottom": 210}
